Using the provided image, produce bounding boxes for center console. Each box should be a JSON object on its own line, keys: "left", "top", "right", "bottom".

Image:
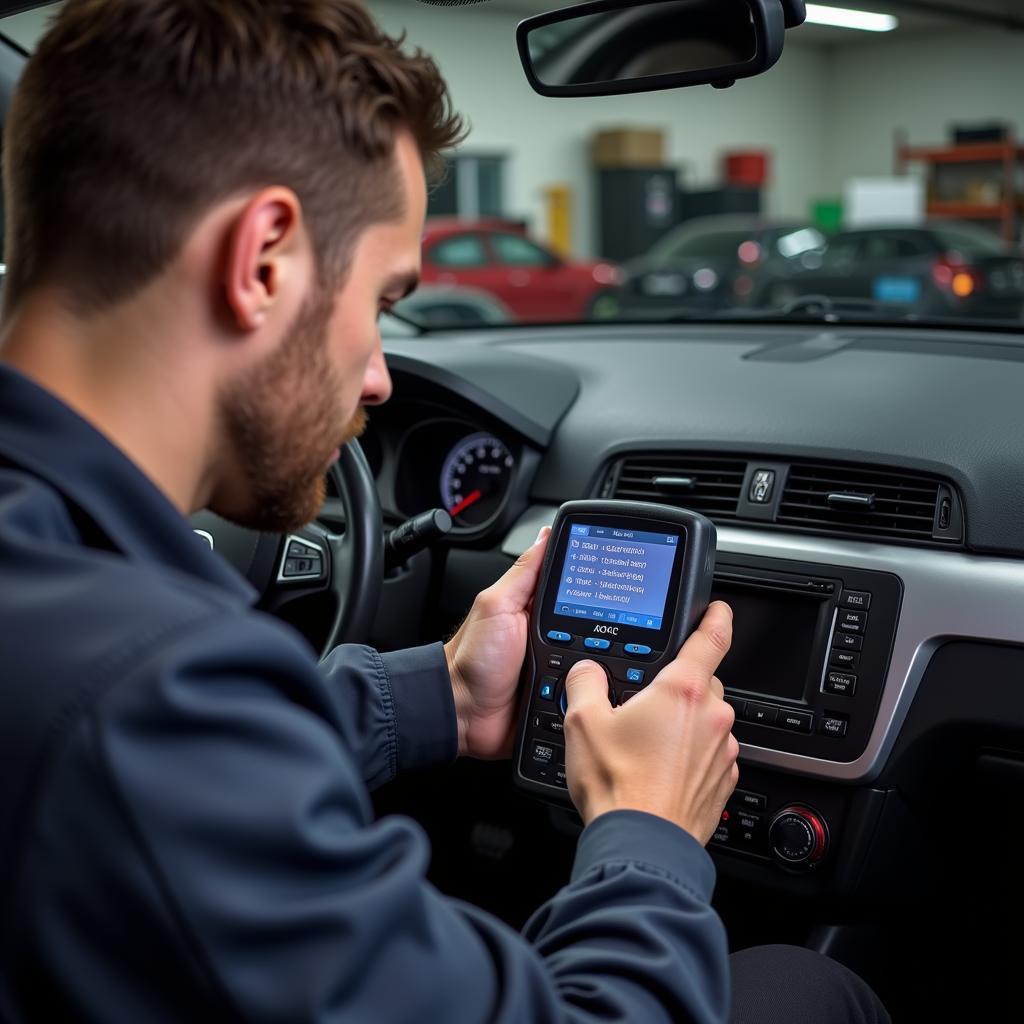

{"left": 709, "top": 552, "right": 903, "bottom": 869}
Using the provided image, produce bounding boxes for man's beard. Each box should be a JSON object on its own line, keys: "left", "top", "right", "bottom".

{"left": 217, "top": 291, "right": 367, "bottom": 533}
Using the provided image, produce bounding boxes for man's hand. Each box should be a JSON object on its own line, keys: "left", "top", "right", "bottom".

{"left": 445, "top": 527, "right": 550, "bottom": 759}
{"left": 562, "top": 601, "right": 739, "bottom": 845}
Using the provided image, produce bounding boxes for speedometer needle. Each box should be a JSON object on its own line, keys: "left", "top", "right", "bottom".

{"left": 449, "top": 490, "right": 482, "bottom": 517}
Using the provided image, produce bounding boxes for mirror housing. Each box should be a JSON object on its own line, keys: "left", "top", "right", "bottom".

{"left": 517, "top": 0, "right": 789, "bottom": 97}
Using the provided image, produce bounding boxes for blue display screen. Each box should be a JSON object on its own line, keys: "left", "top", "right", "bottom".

{"left": 553, "top": 524, "right": 680, "bottom": 631}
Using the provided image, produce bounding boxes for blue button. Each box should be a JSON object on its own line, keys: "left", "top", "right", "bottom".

{"left": 584, "top": 637, "right": 611, "bottom": 650}
{"left": 539, "top": 682, "right": 555, "bottom": 700}
{"left": 626, "top": 667, "right": 645, "bottom": 684}
{"left": 624, "top": 643, "right": 652, "bottom": 656}
{"left": 547, "top": 631, "right": 572, "bottom": 643}
{"left": 560, "top": 690, "right": 568, "bottom": 716}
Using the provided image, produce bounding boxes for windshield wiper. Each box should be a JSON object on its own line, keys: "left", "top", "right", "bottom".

{"left": 660, "top": 294, "right": 926, "bottom": 326}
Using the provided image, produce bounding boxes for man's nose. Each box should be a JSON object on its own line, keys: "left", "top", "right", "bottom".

{"left": 361, "top": 345, "right": 393, "bottom": 407}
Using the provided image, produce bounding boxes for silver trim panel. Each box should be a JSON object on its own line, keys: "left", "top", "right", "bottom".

{"left": 504, "top": 505, "right": 1024, "bottom": 783}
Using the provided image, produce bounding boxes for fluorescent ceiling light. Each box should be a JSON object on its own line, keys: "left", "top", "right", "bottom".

{"left": 805, "top": 4, "right": 899, "bottom": 32}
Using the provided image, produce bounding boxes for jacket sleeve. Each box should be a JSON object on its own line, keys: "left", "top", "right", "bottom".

{"left": 18, "top": 610, "right": 730, "bottom": 1024}
{"left": 317, "top": 641, "right": 458, "bottom": 789}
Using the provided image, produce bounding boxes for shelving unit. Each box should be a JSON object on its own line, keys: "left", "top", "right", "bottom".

{"left": 895, "top": 134, "right": 1024, "bottom": 244}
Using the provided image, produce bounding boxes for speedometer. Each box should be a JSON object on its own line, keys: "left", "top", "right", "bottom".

{"left": 440, "top": 433, "right": 515, "bottom": 528}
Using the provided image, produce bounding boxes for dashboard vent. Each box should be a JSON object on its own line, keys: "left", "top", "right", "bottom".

{"left": 609, "top": 453, "right": 747, "bottom": 519}
{"left": 778, "top": 462, "right": 958, "bottom": 544}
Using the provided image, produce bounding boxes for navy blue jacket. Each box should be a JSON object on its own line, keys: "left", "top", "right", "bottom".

{"left": 0, "top": 363, "right": 730, "bottom": 1023}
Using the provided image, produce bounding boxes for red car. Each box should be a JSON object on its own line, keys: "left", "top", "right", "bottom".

{"left": 420, "top": 218, "right": 623, "bottom": 322}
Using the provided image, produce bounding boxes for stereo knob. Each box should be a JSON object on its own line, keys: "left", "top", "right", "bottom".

{"left": 769, "top": 805, "right": 828, "bottom": 868}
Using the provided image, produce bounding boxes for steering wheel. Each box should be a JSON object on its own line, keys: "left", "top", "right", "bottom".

{"left": 190, "top": 440, "right": 383, "bottom": 657}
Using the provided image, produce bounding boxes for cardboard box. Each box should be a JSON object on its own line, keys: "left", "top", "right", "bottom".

{"left": 591, "top": 128, "right": 665, "bottom": 168}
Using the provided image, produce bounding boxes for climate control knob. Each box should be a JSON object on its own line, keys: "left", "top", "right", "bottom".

{"left": 769, "top": 806, "right": 828, "bottom": 868}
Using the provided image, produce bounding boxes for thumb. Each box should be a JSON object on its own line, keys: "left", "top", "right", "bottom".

{"left": 564, "top": 660, "right": 612, "bottom": 713}
{"left": 487, "top": 526, "right": 551, "bottom": 613}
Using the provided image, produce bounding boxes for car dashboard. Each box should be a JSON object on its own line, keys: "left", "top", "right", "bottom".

{"left": 361, "top": 323, "right": 1024, "bottom": 959}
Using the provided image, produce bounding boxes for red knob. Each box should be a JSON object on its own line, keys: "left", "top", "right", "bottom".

{"left": 769, "top": 805, "right": 829, "bottom": 868}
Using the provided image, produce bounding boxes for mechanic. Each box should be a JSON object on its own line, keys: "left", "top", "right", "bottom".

{"left": 0, "top": 2, "right": 888, "bottom": 1022}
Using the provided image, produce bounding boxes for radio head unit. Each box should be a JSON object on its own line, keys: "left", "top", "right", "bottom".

{"left": 713, "top": 555, "right": 902, "bottom": 762}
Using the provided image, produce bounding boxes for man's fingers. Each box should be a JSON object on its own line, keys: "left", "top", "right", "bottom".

{"left": 710, "top": 675, "right": 724, "bottom": 700}
{"left": 674, "top": 601, "right": 734, "bottom": 679}
{"left": 482, "top": 526, "right": 551, "bottom": 614}
{"left": 564, "top": 660, "right": 612, "bottom": 713}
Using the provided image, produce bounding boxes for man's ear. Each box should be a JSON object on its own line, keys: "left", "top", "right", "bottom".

{"left": 223, "top": 187, "right": 305, "bottom": 332}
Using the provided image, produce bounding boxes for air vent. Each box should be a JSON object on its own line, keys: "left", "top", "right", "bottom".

{"left": 608, "top": 453, "right": 747, "bottom": 520}
{"left": 778, "top": 462, "right": 960, "bottom": 545}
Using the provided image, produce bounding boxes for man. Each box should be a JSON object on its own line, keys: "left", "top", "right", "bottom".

{"left": 0, "top": 2, "right": 888, "bottom": 1021}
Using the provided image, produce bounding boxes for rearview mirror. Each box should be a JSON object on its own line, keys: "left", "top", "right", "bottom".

{"left": 517, "top": 0, "right": 790, "bottom": 97}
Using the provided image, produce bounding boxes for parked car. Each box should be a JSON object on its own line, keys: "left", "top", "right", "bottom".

{"left": 391, "top": 285, "right": 511, "bottom": 329}
{"left": 420, "top": 217, "right": 623, "bottom": 322}
{"left": 607, "top": 215, "right": 827, "bottom": 318}
{"left": 756, "top": 222, "right": 1024, "bottom": 320}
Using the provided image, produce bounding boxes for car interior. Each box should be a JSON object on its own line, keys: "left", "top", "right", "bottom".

{"left": 2, "top": 0, "right": 1023, "bottom": 1020}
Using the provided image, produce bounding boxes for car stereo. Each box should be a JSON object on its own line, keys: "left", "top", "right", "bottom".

{"left": 713, "top": 553, "right": 903, "bottom": 761}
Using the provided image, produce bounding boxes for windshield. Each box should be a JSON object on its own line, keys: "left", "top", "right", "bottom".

{"left": 4, "top": 1, "right": 1023, "bottom": 331}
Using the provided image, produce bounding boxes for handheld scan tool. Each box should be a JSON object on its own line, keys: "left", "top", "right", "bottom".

{"left": 514, "top": 500, "right": 717, "bottom": 804}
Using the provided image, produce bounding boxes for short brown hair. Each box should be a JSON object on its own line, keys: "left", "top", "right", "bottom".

{"left": 3, "top": 0, "right": 464, "bottom": 313}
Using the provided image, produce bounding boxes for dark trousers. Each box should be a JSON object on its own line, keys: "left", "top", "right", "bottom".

{"left": 731, "top": 945, "right": 891, "bottom": 1024}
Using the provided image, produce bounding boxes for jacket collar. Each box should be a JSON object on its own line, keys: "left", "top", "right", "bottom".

{"left": 0, "top": 362, "right": 255, "bottom": 603}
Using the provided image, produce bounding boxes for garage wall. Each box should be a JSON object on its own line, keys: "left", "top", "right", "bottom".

{"left": 372, "top": 0, "right": 831, "bottom": 259}
{"left": 7, "top": 3, "right": 1016, "bottom": 258}
{"left": 821, "top": 27, "right": 1024, "bottom": 199}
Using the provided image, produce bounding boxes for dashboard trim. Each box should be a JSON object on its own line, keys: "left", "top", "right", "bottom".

{"left": 504, "top": 505, "right": 1024, "bottom": 783}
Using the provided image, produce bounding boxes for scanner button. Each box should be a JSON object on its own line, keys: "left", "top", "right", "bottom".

{"left": 538, "top": 675, "right": 559, "bottom": 701}
{"left": 547, "top": 630, "right": 572, "bottom": 644}
{"left": 547, "top": 654, "right": 564, "bottom": 669}
{"left": 584, "top": 637, "right": 611, "bottom": 650}
{"left": 624, "top": 643, "right": 652, "bottom": 656}
{"left": 625, "top": 667, "right": 645, "bottom": 684}
{"left": 620, "top": 689, "right": 640, "bottom": 703}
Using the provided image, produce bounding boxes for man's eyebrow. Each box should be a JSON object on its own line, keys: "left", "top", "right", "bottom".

{"left": 384, "top": 271, "right": 420, "bottom": 300}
